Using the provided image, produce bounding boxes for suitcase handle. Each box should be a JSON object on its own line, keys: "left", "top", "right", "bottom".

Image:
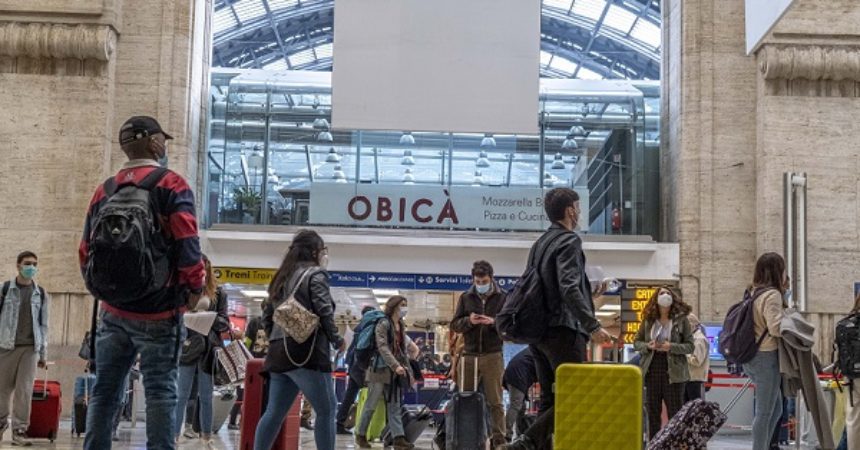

{"left": 34, "top": 365, "right": 52, "bottom": 400}
{"left": 458, "top": 354, "right": 479, "bottom": 393}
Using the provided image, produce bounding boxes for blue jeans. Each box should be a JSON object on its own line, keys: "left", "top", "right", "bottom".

{"left": 254, "top": 369, "right": 336, "bottom": 450}
{"left": 744, "top": 351, "right": 782, "bottom": 450}
{"left": 837, "top": 428, "right": 847, "bottom": 450}
{"left": 84, "top": 311, "right": 184, "bottom": 450}
{"left": 174, "top": 364, "right": 213, "bottom": 437}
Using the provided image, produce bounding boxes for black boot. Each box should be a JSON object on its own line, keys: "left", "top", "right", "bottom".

{"left": 336, "top": 424, "right": 352, "bottom": 435}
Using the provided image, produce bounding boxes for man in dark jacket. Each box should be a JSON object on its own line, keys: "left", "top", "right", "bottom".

{"left": 336, "top": 306, "right": 377, "bottom": 434}
{"left": 504, "top": 348, "right": 537, "bottom": 442}
{"left": 451, "top": 261, "right": 507, "bottom": 448}
{"left": 503, "top": 188, "right": 611, "bottom": 450}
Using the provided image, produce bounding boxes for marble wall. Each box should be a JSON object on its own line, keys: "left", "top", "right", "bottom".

{"left": 665, "top": 0, "right": 860, "bottom": 359}
{"left": 0, "top": 0, "right": 210, "bottom": 415}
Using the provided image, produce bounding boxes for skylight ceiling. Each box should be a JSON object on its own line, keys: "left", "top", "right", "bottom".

{"left": 212, "top": 0, "right": 660, "bottom": 80}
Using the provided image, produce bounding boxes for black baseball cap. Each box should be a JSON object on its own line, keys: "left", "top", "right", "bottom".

{"left": 119, "top": 116, "right": 174, "bottom": 145}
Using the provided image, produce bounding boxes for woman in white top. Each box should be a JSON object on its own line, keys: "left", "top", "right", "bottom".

{"left": 685, "top": 313, "right": 710, "bottom": 402}
{"left": 744, "top": 252, "right": 788, "bottom": 450}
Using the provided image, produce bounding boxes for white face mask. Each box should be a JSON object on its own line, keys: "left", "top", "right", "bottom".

{"left": 399, "top": 307, "right": 408, "bottom": 319}
{"left": 657, "top": 293, "right": 673, "bottom": 308}
{"left": 319, "top": 253, "right": 329, "bottom": 269}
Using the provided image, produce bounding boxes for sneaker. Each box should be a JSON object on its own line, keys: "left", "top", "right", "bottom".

{"left": 183, "top": 429, "right": 200, "bottom": 439}
{"left": 11, "top": 430, "right": 32, "bottom": 447}
{"left": 336, "top": 424, "right": 352, "bottom": 435}
{"left": 300, "top": 418, "right": 314, "bottom": 431}
{"left": 392, "top": 436, "right": 415, "bottom": 450}
{"left": 227, "top": 423, "right": 240, "bottom": 431}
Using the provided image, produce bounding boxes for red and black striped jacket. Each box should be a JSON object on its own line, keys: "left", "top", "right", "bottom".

{"left": 79, "top": 160, "right": 205, "bottom": 320}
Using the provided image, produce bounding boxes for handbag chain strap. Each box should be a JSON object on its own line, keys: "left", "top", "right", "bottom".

{"left": 282, "top": 266, "right": 320, "bottom": 367}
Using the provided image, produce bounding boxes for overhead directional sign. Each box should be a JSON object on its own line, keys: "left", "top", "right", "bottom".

{"left": 214, "top": 267, "right": 520, "bottom": 292}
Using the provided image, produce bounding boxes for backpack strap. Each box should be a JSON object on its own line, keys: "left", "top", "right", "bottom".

{"left": 0, "top": 281, "right": 9, "bottom": 315}
{"left": 529, "top": 229, "right": 569, "bottom": 269}
{"left": 103, "top": 177, "right": 119, "bottom": 197}
{"left": 138, "top": 167, "right": 169, "bottom": 191}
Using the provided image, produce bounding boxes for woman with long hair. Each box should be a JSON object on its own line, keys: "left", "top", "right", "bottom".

{"left": 743, "top": 252, "right": 788, "bottom": 450}
{"left": 254, "top": 230, "right": 344, "bottom": 450}
{"left": 633, "top": 286, "right": 695, "bottom": 439}
{"left": 355, "top": 295, "right": 416, "bottom": 450}
{"left": 174, "top": 254, "right": 231, "bottom": 445}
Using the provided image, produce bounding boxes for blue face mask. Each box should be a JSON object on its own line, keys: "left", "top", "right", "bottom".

{"left": 20, "top": 265, "right": 38, "bottom": 280}
{"left": 476, "top": 283, "right": 491, "bottom": 295}
{"left": 784, "top": 289, "right": 792, "bottom": 304}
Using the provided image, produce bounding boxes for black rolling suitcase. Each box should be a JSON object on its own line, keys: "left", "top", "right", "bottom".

{"left": 445, "top": 355, "right": 489, "bottom": 450}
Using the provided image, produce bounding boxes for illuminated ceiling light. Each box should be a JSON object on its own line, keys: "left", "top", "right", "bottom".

{"left": 599, "top": 304, "right": 621, "bottom": 312}
{"left": 399, "top": 132, "right": 415, "bottom": 146}
{"left": 476, "top": 150, "right": 491, "bottom": 168}
{"left": 325, "top": 147, "right": 341, "bottom": 163}
{"left": 240, "top": 290, "right": 269, "bottom": 298}
{"left": 402, "top": 168, "right": 415, "bottom": 184}
{"left": 247, "top": 147, "right": 264, "bottom": 170}
{"left": 312, "top": 118, "right": 330, "bottom": 130}
{"left": 472, "top": 170, "right": 484, "bottom": 186}
{"left": 562, "top": 137, "right": 579, "bottom": 150}
{"left": 551, "top": 153, "right": 565, "bottom": 170}
{"left": 568, "top": 125, "right": 588, "bottom": 137}
{"left": 317, "top": 131, "right": 333, "bottom": 142}
{"left": 401, "top": 149, "right": 416, "bottom": 166}
{"left": 332, "top": 165, "right": 347, "bottom": 182}
{"left": 480, "top": 133, "right": 496, "bottom": 148}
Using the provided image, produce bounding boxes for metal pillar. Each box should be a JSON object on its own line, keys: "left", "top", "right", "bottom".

{"left": 784, "top": 172, "right": 808, "bottom": 312}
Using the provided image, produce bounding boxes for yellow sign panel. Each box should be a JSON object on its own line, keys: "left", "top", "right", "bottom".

{"left": 213, "top": 267, "right": 276, "bottom": 285}
{"left": 621, "top": 287, "right": 657, "bottom": 343}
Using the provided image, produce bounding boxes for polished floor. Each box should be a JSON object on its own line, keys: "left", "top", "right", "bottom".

{"left": 0, "top": 421, "right": 817, "bottom": 449}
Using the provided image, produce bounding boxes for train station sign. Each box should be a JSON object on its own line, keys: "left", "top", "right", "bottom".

{"left": 214, "top": 267, "right": 519, "bottom": 292}
{"left": 620, "top": 286, "right": 658, "bottom": 344}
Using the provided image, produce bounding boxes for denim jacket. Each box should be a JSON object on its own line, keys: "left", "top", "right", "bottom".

{"left": 0, "top": 279, "right": 49, "bottom": 360}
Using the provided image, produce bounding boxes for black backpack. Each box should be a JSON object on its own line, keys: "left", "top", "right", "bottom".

{"left": 84, "top": 168, "right": 170, "bottom": 306}
{"left": 718, "top": 288, "right": 770, "bottom": 365}
{"left": 496, "top": 230, "right": 566, "bottom": 345}
{"left": 834, "top": 313, "right": 860, "bottom": 404}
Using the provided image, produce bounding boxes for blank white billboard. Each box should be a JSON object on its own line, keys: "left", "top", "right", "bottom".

{"left": 332, "top": 0, "right": 541, "bottom": 135}
{"left": 745, "top": 0, "right": 796, "bottom": 54}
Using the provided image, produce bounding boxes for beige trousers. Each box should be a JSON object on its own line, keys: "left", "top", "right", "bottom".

{"left": 0, "top": 346, "right": 39, "bottom": 431}
{"left": 461, "top": 352, "right": 506, "bottom": 445}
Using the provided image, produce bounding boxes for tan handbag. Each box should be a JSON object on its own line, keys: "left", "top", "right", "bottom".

{"left": 273, "top": 268, "right": 320, "bottom": 349}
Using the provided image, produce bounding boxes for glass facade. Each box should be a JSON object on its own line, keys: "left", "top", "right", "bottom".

{"left": 206, "top": 70, "right": 660, "bottom": 238}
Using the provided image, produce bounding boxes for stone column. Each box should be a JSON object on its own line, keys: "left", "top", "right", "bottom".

{"left": 662, "top": 0, "right": 759, "bottom": 322}
{"left": 0, "top": 0, "right": 210, "bottom": 413}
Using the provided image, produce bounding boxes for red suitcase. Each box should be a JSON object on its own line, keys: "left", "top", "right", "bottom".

{"left": 28, "top": 377, "right": 61, "bottom": 442}
{"left": 240, "top": 358, "right": 300, "bottom": 450}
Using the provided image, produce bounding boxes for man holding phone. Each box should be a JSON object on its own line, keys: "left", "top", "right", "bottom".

{"left": 450, "top": 261, "right": 507, "bottom": 448}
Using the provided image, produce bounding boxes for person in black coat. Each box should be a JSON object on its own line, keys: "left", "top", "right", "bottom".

{"left": 255, "top": 230, "right": 344, "bottom": 450}
{"left": 504, "top": 348, "right": 538, "bottom": 442}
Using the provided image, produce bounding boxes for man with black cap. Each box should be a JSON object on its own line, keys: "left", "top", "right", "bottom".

{"left": 79, "top": 116, "right": 205, "bottom": 450}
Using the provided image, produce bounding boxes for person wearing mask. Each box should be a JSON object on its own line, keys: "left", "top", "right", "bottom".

{"left": 633, "top": 287, "right": 695, "bottom": 439}
{"left": 503, "top": 188, "right": 612, "bottom": 450}
{"left": 450, "top": 260, "right": 507, "bottom": 447}
{"left": 685, "top": 313, "right": 710, "bottom": 402}
{"left": 254, "top": 230, "right": 344, "bottom": 450}
{"left": 80, "top": 116, "right": 205, "bottom": 450}
{"left": 336, "top": 305, "right": 377, "bottom": 435}
{"left": 0, "top": 251, "right": 49, "bottom": 446}
{"left": 355, "top": 296, "right": 416, "bottom": 450}
{"left": 744, "top": 253, "right": 788, "bottom": 450}
{"left": 174, "top": 254, "right": 230, "bottom": 446}
{"left": 503, "top": 348, "right": 537, "bottom": 442}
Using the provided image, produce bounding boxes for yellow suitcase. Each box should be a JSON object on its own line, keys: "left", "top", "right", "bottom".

{"left": 554, "top": 363, "right": 643, "bottom": 449}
